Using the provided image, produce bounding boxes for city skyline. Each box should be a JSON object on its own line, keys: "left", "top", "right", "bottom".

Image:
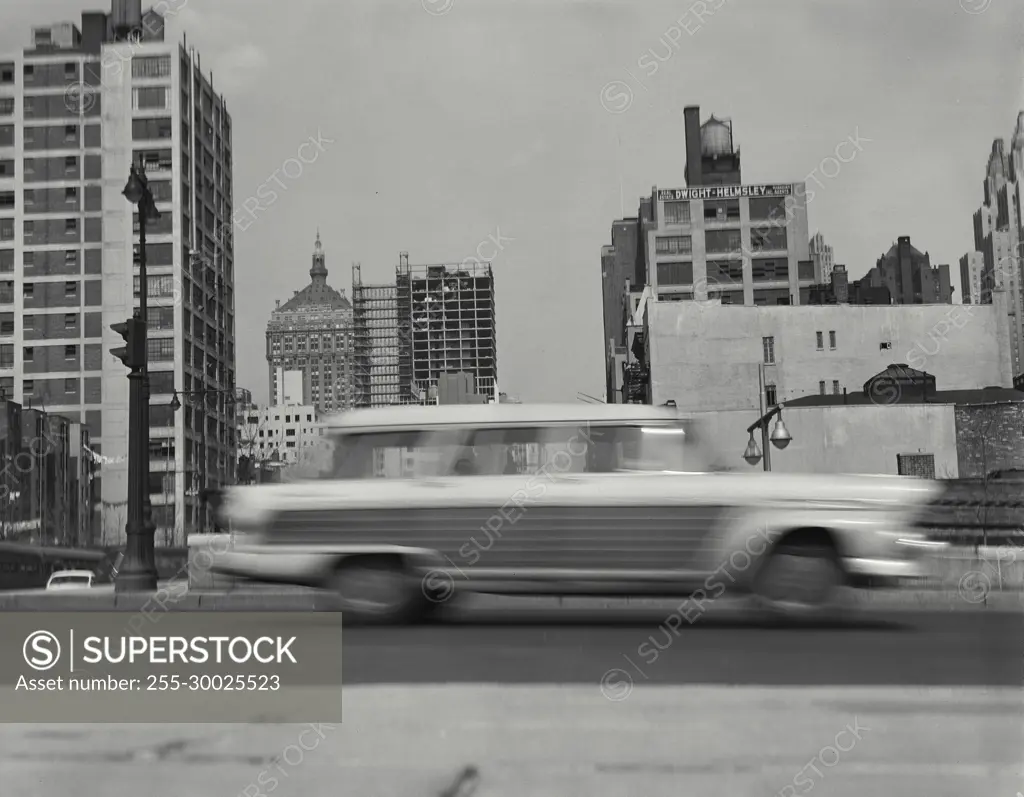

{"left": 2, "top": 0, "right": 1020, "bottom": 407}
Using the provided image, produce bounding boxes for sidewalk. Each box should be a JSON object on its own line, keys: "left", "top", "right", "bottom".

{"left": 2, "top": 686, "right": 1021, "bottom": 796}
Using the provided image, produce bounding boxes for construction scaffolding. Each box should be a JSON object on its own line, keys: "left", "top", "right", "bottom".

{"left": 398, "top": 258, "right": 497, "bottom": 400}
{"left": 352, "top": 263, "right": 402, "bottom": 407}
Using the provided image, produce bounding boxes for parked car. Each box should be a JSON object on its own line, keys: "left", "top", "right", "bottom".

{"left": 45, "top": 569, "right": 96, "bottom": 590}
{"left": 213, "top": 403, "right": 944, "bottom": 623}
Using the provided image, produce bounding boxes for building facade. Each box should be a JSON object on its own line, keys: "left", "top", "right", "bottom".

{"left": 266, "top": 233, "right": 354, "bottom": 415}
{"left": 0, "top": 0, "right": 236, "bottom": 546}
{"left": 641, "top": 293, "right": 1014, "bottom": 411}
{"left": 867, "top": 236, "right": 952, "bottom": 304}
{"left": 0, "top": 397, "right": 95, "bottom": 545}
{"left": 964, "top": 134, "right": 1023, "bottom": 377}
{"left": 237, "top": 401, "right": 325, "bottom": 468}
{"left": 809, "top": 231, "right": 834, "bottom": 284}
{"left": 959, "top": 252, "right": 985, "bottom": 305}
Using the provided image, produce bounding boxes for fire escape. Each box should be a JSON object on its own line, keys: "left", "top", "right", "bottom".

{"left": 621, "top": 327, "right": 649, "bottom": 404}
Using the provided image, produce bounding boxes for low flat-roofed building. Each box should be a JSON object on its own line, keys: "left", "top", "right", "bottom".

{"left": 687, "top": 380, "right": 1024, "bottom": 478}
{"left": 643, "top": 291, "right": 1015, "bottom": 411}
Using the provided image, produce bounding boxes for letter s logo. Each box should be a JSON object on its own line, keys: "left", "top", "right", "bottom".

{"left": 23, "top": 630, "right": 61, "bottom": 671}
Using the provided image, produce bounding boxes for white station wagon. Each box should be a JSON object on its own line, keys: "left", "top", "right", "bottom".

{"left": 214, "top": 403, "right": 942, "bottom": 622}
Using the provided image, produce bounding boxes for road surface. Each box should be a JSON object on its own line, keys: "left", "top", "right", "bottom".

{"left": 2, "top": 603, "right": 1022, "bottom": 795}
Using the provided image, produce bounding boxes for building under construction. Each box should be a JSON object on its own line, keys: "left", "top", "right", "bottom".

{"left": 352, "top": 255, "right": 497, "bottom": 407}
{"left": 352, "top": 264, "right": 401, "bottom": 407}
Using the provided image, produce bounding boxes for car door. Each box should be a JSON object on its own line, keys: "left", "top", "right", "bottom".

{"left": 544, "top": 423, "right": 731, "bottom": 593}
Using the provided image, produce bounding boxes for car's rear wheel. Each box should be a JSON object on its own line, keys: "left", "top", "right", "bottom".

{"left": 325, "top": 557, "right": 426, "bottom": 624}
{"left": 750, "top": 532, "right": 845, "bottom": 621}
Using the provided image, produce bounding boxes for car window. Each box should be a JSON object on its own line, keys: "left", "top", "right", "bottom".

{"left": 317, "top": 421, "right": 712, "bottom": 478}
{"left": 50, "top": 574, "right": 90, "bottom": 584}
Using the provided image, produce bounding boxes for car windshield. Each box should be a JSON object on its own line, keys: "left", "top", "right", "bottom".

{"left": 318, "top": 421, "right": 720, "bottom": 479}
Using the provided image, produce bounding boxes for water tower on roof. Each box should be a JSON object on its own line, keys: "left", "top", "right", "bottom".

{"left": 683, "top": 106, "right": 742, "bottom": 187}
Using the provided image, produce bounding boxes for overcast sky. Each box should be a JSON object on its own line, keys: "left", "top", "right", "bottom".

{"left": 4, "top": 0, "right": 1022, "bottom": 405}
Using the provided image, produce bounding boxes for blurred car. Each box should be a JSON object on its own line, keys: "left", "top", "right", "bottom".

{"left": 214, "top": 403, "right": 944, "bottom": 623}
{"left": 45, "top": 569, "right": 96, "bottom": 590}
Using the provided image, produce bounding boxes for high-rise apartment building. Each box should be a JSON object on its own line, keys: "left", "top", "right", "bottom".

{"left": 0, "top": 0, "right": 237, "bottom": 545}
{"left": 266, "top": 233, "right": 354, "bottom": 415}
{"left": 353, "top": 254, "right": 497, "bottom": 406}
{"left": 809, "top": 231, "right": 834, "bottom": 284}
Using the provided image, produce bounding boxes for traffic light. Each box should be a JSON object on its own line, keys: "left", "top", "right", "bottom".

{"left": 110, "top": 315, "right": 145, "bottom": 370}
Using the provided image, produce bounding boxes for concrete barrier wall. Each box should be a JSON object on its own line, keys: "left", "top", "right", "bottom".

{"left": 929, "top": 546, "right": 1024, "bottom": 591}
{"left": 187, "top": 534, "right": 237, "bottom": 592}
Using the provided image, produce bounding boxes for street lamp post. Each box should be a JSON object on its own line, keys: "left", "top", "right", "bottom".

{"left": 116, "top": 163, "right": 160, "bottom": 592}
{"left": 742, "top": 363, "right": 792, "bottom": 472}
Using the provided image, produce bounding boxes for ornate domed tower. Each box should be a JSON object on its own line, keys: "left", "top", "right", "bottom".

{"left": 264, "top": 232, "right": 355, "bottom": 414}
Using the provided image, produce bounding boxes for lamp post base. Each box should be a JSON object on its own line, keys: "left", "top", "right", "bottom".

{"left": 114, "top": 521, "right": 158, "bottom": 593}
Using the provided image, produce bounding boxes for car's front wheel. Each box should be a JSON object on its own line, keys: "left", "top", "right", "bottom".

{"left": 325, "top": 557, "right": 426, "bottom": 624}
{"left": 750, "top": 534, "right": 845, "bottom": 621}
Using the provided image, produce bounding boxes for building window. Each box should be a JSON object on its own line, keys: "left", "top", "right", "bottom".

{"left": 22, "top": 283, "right": 32, "bottom": 298}
{"left": 0, "top": 192, "right": 13, "bottom": 210}
{"left": 765, "top": 384, "right": 777, "bottom": 407}
{"left": 132, "top": 117, "right": 173, "bottom": 140}
{"left": 663, "top": 201, "right": 690, "bottom": 225}
{"left": 64, "top": 281, "right": 76, "bottom": 296}
{"left": 24, "top": 346, "right": 33, "bottom": 362}
{"left": 751, "top": 258, "right": 788, "bottom": 282}
{"left": 0, "top": 219, "right": 12, "bottom": 242}
{"left": 656, "top": 261, "right": 693, "bottom": 286}
{"left": 705, "top": 229, "right": 742, "bottom": 255}
{"left": 829, "top": 331, "right": 836, "bottom": 349}
{"left": 819, "top": 380, "right": 825, "bottom": 395}
{"left": 750, "top": 225, "right": 788, "bottom": 252}
{"left": 896, "top": 453, "right": 935, "bottom": 479}
{"left": 65, "top": 313, "right": 76, "bottom": 328}
{"left": 64, "top": 344, "right": 76, "bottom": 359}
{"left": 832, "top": 380, "right": 840, "bottom": 395}
{"left": 762, "top": 336, "right": 775, "bottom": 364}
{"left": 0, "top": 160, "right": 13, "bottom": 178}
{"left": 133, "top": 86, "right": 169, "bottom": 111}
{"left": 64, "top": 219, "right": 77, "bottom": 233}
{"left": 65, "top": 250, "right": 77, "bottom": 265}
{"left": 0, "top": 344, "right": 13, "bottom": 368}
{"left": 23, "top": 379, "right": 34, "bottom": 394}
{"left": 655, "top": 235, "right": 692, "bottom": 256}
{"left": 816, "top": 331, "right": 823, "bottom": 350}
{"left": 0, "top": 98, "right": 14, "bottom": 117}
{"left": 65, "top": 187, "right": 77, "bottom": 201}
{"left": 131, "top": 55, "right": 171, "bottom": 79}
{"left": 703, "top": 199, "right": 741, "bottom": 222}
{"left": 748, "top": 195, "right": 787, "bottom": 223}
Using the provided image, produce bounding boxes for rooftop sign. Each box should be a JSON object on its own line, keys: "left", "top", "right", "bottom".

{"left": 657, "top": 184, "right": 793, "bottom": 201}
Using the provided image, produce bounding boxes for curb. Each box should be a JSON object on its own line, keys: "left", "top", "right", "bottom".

{"left": 0, "top": 588, "right": 1020, "bottom": 612}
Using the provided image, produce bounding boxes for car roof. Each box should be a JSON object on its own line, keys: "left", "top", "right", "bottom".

{"left": 49, "top": 570, "right": 94, "bottom": 578}
{"left": 323, "top": 403, "right": 682, "bottom": 432}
